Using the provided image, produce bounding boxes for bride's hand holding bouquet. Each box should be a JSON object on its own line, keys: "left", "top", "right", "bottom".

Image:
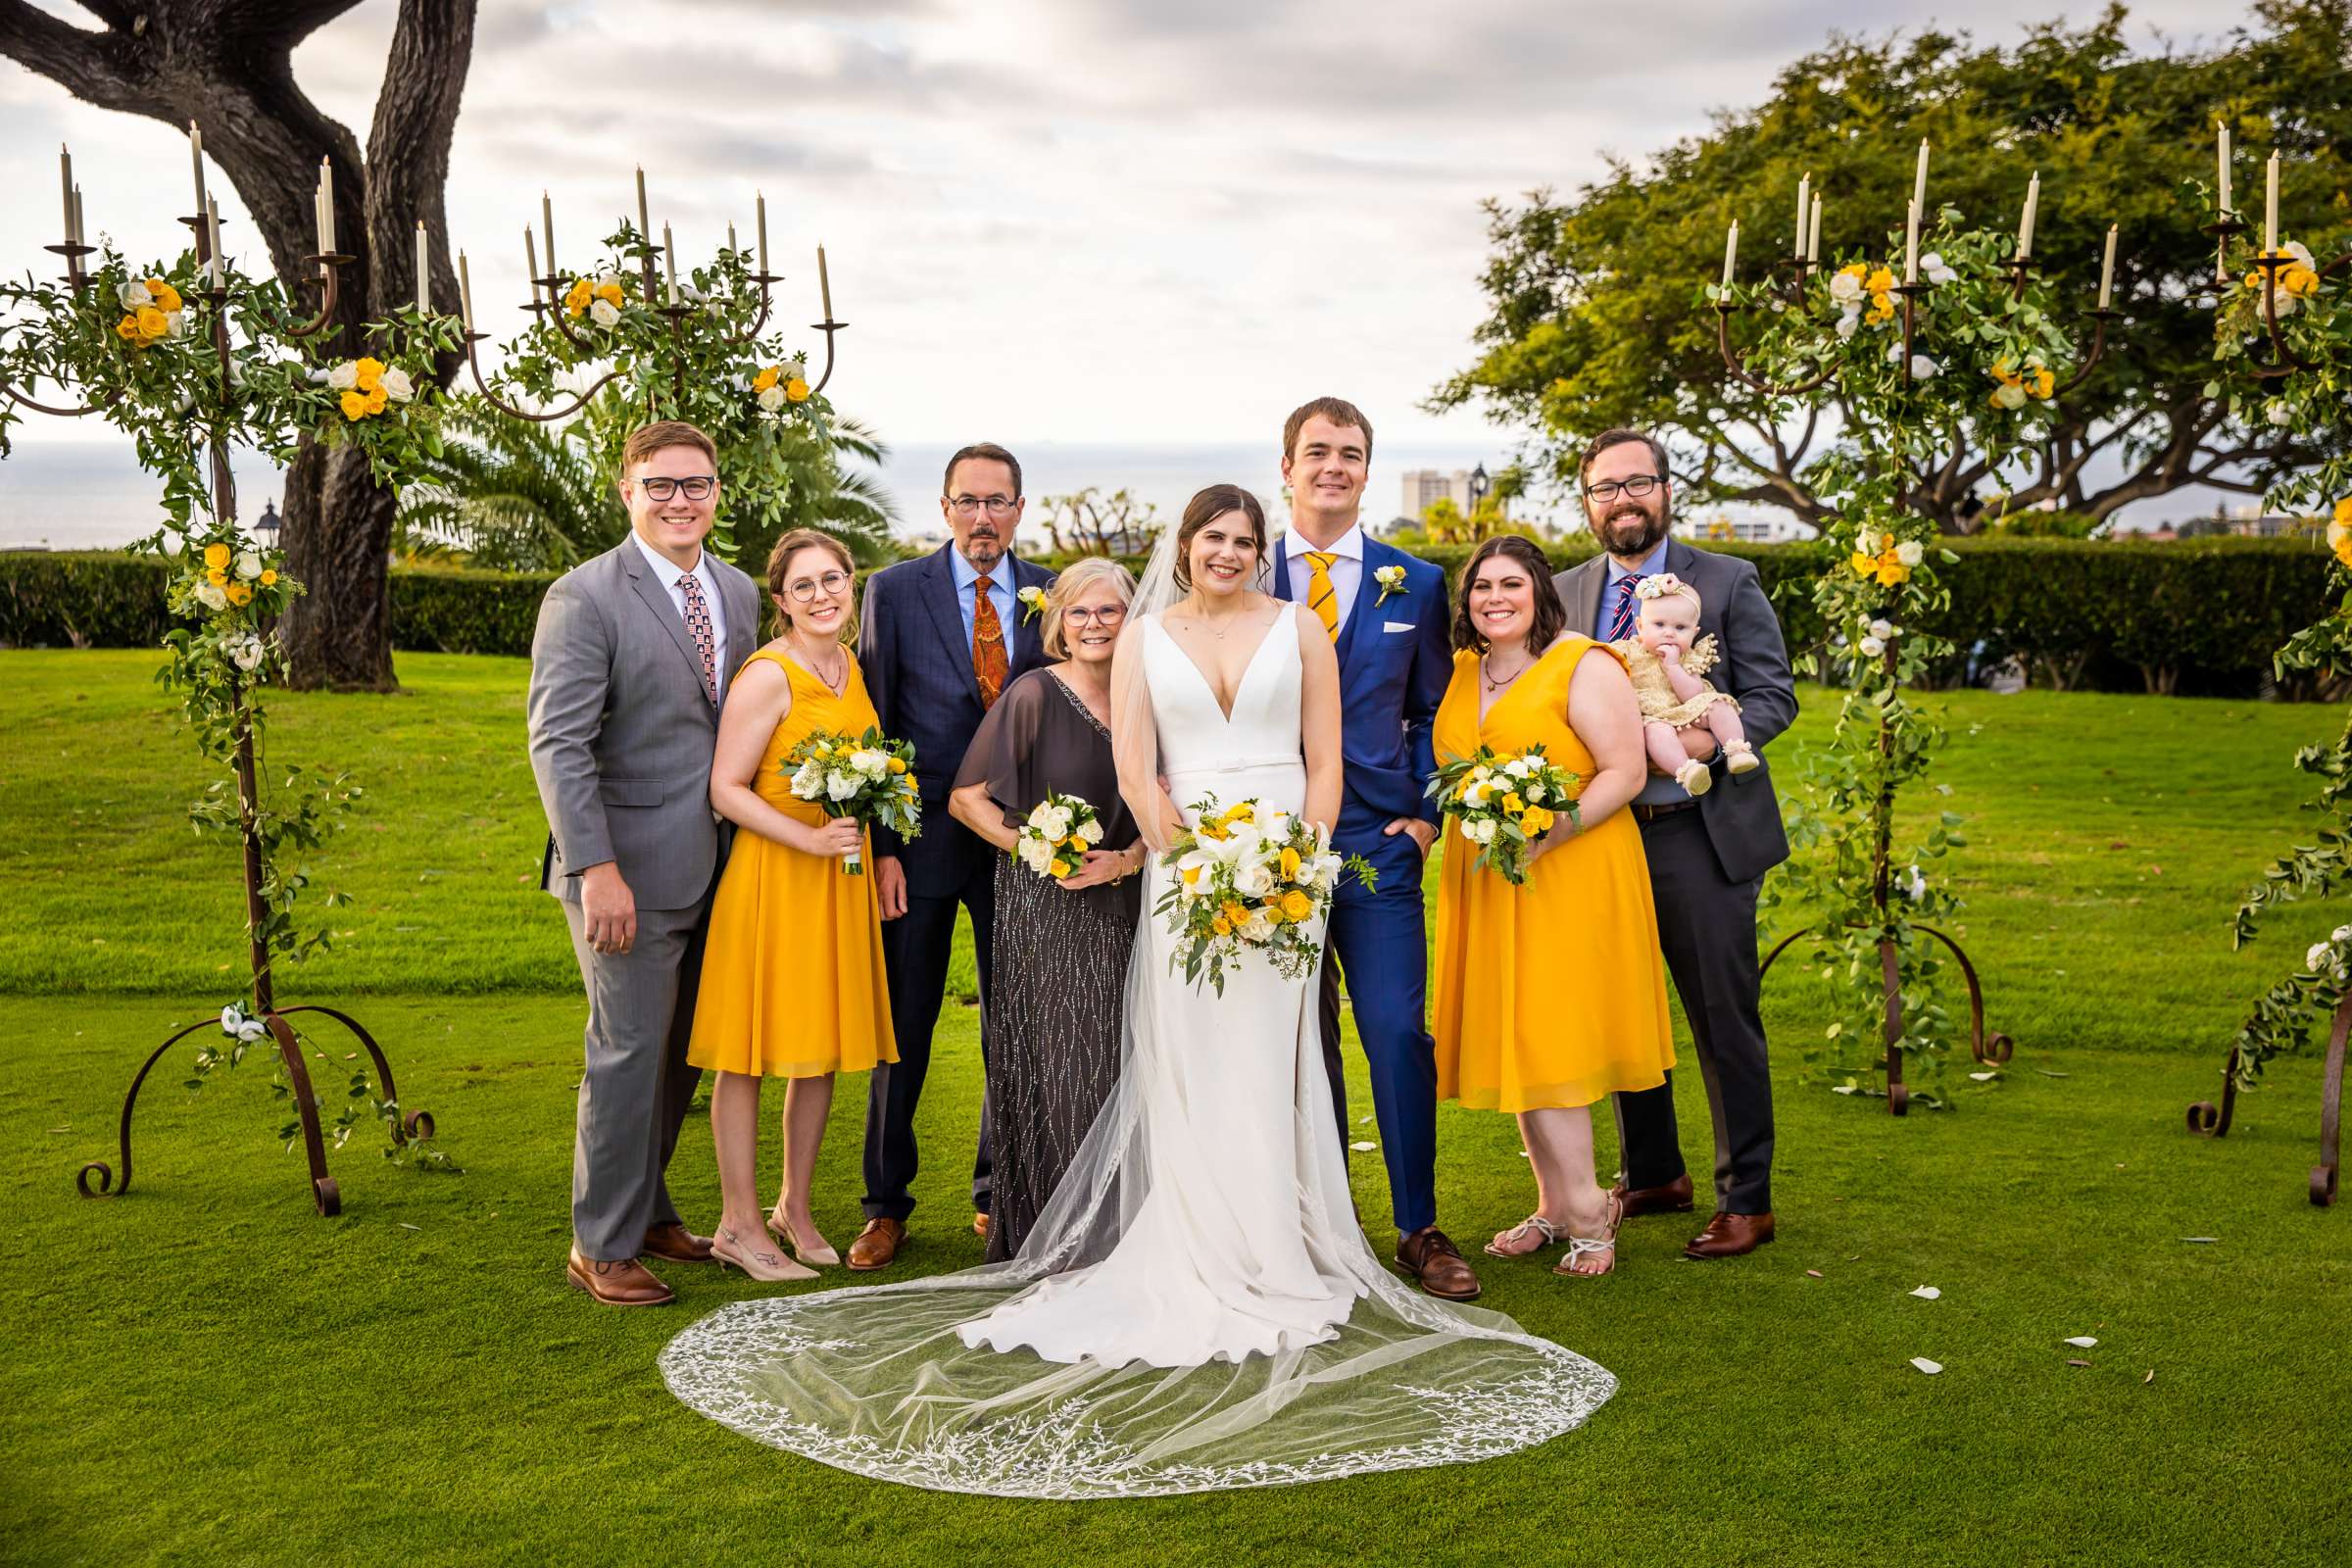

{"left": 1155, "top": 796, "right": 1375, "bottom": 995}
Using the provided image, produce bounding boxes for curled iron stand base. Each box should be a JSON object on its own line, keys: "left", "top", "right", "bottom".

{"left": 2186, "top": 995, "right": 2345, "bottom": 1208}
{"left": 1761, "top": 922, "right": 2014, "bottom": 1117}
{"left": 74, "top": 1001, "right": 435, "bottom": 1216}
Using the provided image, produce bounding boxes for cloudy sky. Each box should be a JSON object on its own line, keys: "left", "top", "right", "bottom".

{"left": 4, "top": 0, "right": 2234, "bottom": 461}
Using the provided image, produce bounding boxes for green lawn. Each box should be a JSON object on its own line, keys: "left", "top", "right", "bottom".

{"left": 3, "top": 652, "right": 2347, "bottom": 1566}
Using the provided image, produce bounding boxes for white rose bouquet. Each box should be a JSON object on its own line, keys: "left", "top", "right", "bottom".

{"left": 781, "top": 725, "right": 920, "bottom": 874}
{"left": 1155, "top": 796, "right": 1375, "bottom": 995}
{"left": 1015, "top": 791, "right": 1104, "bottom": 880}
{"left": 1428, "top": 745, "right": 1582, "bottom": 885}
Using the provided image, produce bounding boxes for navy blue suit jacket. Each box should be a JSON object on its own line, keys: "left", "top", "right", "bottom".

{"left": 1271, "top": 532, "right": 1450, "bottom": 842}
{"left": 858, "top": 543, "right": 1056, "bottom": 897}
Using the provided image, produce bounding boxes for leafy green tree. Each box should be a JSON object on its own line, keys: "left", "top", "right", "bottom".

{"left": 1431, "top": 1, "right": 2352, "bottom": 532}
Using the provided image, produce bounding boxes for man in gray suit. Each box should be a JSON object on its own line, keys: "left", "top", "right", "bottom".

{"left": 1554, "top": 428, "right": 1797, "bottom": 1259}
{"left": 528, "top": 420, "right": 761, "bottom": 1305}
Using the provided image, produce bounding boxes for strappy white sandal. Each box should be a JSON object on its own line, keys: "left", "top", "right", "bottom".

{"left": 1552, "top": 1193, "right": 1624, "bottom": 1277}
{"left": 1485, "top": 1213, "right": 1561, "bottom": 1258}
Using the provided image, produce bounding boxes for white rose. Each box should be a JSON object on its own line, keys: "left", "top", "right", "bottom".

{"left": 234, "top": 550, "right": 264, "bottom": 580}
{"left": 1524, "top": 781, "right": 1546, "bottom": 804}
{"left": 309, "top": 368, "right": 333, "bottom": 384}
{"left": 825, "top": 773, "right": 860, "bottom": 802}
{"left": 226, "top": 634, "right": 267, "bottom": 672}
{"left": 1503, "top": 759, "right": 1534, "bottom": 779}
{"left": 194, "top": 580, "right": 228, "bottom": 612}
{"left": 1018, "top": 838, "right": 1053, "bottom": 874}
{"left": 220, "top": 1004, "right": 244, "bottom": 1035}
{"left": 120, "top": 280, "right": 155, "bottom": 310}
{"left": 851, "top": 749, "right": 888, "bottom": 778}
{"left": 237, "top": 1017, "right": 269, "bottom": 1042}
{"left": 789, "top": 761, "right": 823, "bottom": 799}
{"left": 1078, "top": 818, "right": 1103, "bottom": 845}
{"left": 1232, "top": 859, "right": 1274, "bottom": 899}
{"left": 1239, "top": 911, "right": 1276, "bottom": 945}
{"left": 757, "top": 384, "right": 787, "bottom": 414}
{"left": 1467, "top": 819, "right": 1497, "bottom": 846}
{"left": 1894, "top": 540, "right": 1924, "bottom": 567}
{"left": 2333, "top": 925, "right": 2352, "bottom": 944}
{"left": 1835, "top": 312, "right": 1861, "bottom": 342}
{"left": 1828, "top": 271, "right": 1863, "bottom": 305}
{"left": 1040, "top": 806, "right": 1073, "bottom": 841}
{"left": 326, "top": 362, "right": 360, "bottom": 391}
{"left": 166, "top": 311, "right": 188, "bottom": 338}
{"left": 1910, "top": 355, "right": 1939, "bottom": 379}
{"left": 1922, "top": 253, "right": 1957, "bottom": 285}
{"left": 2266, "top": 400, "right": 2292, "bottom": 427}
{"left": 589, "top": 299, "right": 620, "bottom": 327}
{"left": 1869, "top": 618, "right": 1896, "bottom": 640}
{"left": 379, "top": 367, "right": 415, "bottom": 403}
{"left": 1903, "top": 864, "right": 1929, "bottom": 902}
{"left": 2309, "top": 942, "right": 2335, "bottom": 974}
{"left": 1858, "top": 635, "right": 1886, "bottom": 658}
{"left": 1026, "top": 802, "right": 1054, "bottom": 830}
{"left": 1992, "top": 382, "right": 2029, "bottom": 411}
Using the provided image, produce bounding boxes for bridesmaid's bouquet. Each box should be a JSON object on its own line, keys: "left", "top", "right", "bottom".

{"left": 1015, "top": 791, "right": 1104, "bottom": 881}
{"left": 782, "top": 726, "right": 920, "bottom": 874}
{"left": 1156, "top": 796, "right": 1375, "bottom": 995}
{"left": 1429, "top": 746, "right": 1581, "bottom": 886}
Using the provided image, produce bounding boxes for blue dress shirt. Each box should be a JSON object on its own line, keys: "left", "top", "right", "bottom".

{"left": 950, "top": 545, "right": 1018, "bottom": 656}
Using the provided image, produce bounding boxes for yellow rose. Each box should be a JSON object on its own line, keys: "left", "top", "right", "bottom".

{"left": 886, "top": 756, "right": 906, "bottom": 774}
{"left": 1874, "top": 551, "right": 1911, "bottom": 587}
{"left": 1050, "top": 858, "right": 1073, "bottom": 878}
{"left": 1989, "top": 358, "right": 2021, "bottom": 388}
{"left": 1522, "top": 806, "right": 1555, "bottom": 837}
{"left": 147, "top": 279, "right": 183, "bottom": 313}
{"left": 353, "top": 357, "right": 385, "bottom": 393}
{"left": 117, "top": 316, "right": 141, "bottom": 340}
{"left": 1211, "top": 915, "right": 1234, "bottom": 937}
{"left": 2282, "top": 264, "right": 2321, "bottom": 299}
{"left": 1864, "top": 267, "right": 1894, "bottom": 296}
{"left": 594, "top": 281, "right": 624, "bottom": 308}
{"left": 1066, "top": 836, "right": 1088, "bottom": 852}
{"left": 1220, "top": 901, "right": 1249, "bottom": 929}
{"left": 364, "top": 384, "right": 389, "bottom": 416}
{"left": 1850, "top": 550, "right": 1879, "bottom": 577}
{"left": 225, "top": 583, "right": 254, "bottom": 607}
{"left": 564, "top": 278, "right": 592, "bottom": 317}
{"left": 206, "top": 566, "right": 228, "bottom": 587}
{"left": 204, "top": 543, "right": 232, "bottom": 569}
{"left": 753, "top": 366, "right": 780, "bottom": 393}
{"left": 1864, "top": 299, "right": 1894, "bottom": 326}
{"left": 340, "top": 388, "right": 369, "bottom": 420}
{"left": 259, "top": 569, "right": 279, "bottom": 588}
{"left": 2030, "top": 366, "right": 2055, "bottom": 399}
{"left": 1281, "top": 890, "right": 1313, "bottom": 922}
{"left": 135, "top": 306, "right": 170, "bottom": 340}
{"left": 1839, "top": 262, "right": 1869, "bottom": 281}
{"left": 785, "top": 376, "right": 810, "bottom": 403}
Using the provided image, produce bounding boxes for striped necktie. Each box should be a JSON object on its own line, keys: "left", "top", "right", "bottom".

{"left": 1302, "top": 551, "right": 1341, "bottom": 641}
{"left": 1607, "top": 572, "right": 1644, "bottom": 643}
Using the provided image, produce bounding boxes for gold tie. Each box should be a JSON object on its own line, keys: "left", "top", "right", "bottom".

{"left": 1302, "top": 551, "right": 1341, "bottom": 642}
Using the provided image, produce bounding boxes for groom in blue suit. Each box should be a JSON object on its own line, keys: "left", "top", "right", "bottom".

{"left": 1270, "top": 398, "right": 1480, "bottom": 1302}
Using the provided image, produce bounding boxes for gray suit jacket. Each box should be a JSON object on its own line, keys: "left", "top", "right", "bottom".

{"left": 527, "top": 538, "right": 761, "bottom": 911}
{"left": 1554, "top": 538, "right": 1798, "bottom": 885}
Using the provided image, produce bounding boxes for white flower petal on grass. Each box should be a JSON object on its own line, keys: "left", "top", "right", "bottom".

{"left": 1910, "top": 1357, "right": 1943, "bottom": 1375}
{"left": 1909, "top": 1286, "right": 1941, "bottom": 1300}
{"left": 1349, "top": 1141, "right": 1378, "bottom": 1152}
{"left": 2064, "top": 1337, "right": 2098, "bottom": 1348}
{"left": 1968, "top": 1071, "right": 1998, "bottom": 1082}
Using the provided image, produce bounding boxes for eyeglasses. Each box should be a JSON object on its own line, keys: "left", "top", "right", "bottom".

{"left": 785, "top": 570, "right": 852, "bottom": 603}
{"left": 1585, "top": 475, "right": 1663, "bottom": 504}
{"left": 634, "top": 475, "right": 716, "bottom": 502}
{"left": 1062, "top": 605, "right": 1128, "bottom": 628}
{"left": 948, "top": 495, "right": 1018, "bottom": 517}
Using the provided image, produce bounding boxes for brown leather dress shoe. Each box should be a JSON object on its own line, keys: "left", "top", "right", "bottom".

{"left": 1683, "top": 1210, "right": 1776, "bottom": 1258}
{"left": 1396, "top": 1226, "right": 1482, "bottom": 1301}
{"left": 640, "top": 1221, "right": 714, "bottom": 1263}
{"left": 847, "top": 1217, "right": 906, "bottom": 1272}
{"left": 566, "top": 1246, "right": 675, "bottom": 1306}
{"left": 1611, "top": 1171, "right": 1695, "bottom": 1217}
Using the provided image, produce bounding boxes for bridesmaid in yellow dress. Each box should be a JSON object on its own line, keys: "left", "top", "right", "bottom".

{"left": 691, "top": 528, "right": 896, "bottom": 1283}
{"left": 1429, "top": 533, "right": 1675, "bottom": 1278}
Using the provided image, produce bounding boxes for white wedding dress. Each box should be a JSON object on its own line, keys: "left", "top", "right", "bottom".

{"left": 660, "top": 600, "right": 1617, "bottom": 1498}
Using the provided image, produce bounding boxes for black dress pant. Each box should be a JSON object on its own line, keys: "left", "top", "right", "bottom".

{"left": 1613, "top": 808, "right": 1776, "bottom": 1214}
{"left": 862, "top": 852, "right": 995, "bottom": 1222}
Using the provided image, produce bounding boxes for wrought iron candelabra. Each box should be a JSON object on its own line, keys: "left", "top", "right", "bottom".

{"left": 1715, "top": 244, "right": 2114, "bottom": 1112}
{"left": 4, "top": 214, "right": 434, "bottom": 1217}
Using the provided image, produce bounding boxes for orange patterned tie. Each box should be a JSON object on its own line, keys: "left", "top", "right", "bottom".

{"left": 973, "top": 573, "right": 1007, "bottom": 709}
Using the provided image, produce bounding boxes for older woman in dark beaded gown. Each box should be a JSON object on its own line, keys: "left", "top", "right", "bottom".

{"left": 948, "top": 558, "right": 1147, "bottom": 1262}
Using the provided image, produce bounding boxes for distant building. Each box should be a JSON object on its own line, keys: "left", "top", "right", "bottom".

{"left": 1675, "top": 514, "right": 1818, "bottom": 545}
{"left": 1400, "top": 469, "right": 1477, "bottom": 516}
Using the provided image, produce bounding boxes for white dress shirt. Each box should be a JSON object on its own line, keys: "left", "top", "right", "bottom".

{"left": 631, "top": 529, "right": 730, "bottom": 703}
{"left": 1283, "top": 521, "right": 1366, "bottom": 635}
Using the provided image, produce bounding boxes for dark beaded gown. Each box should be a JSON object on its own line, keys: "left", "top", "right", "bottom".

{"left": 953, "top": 666, "right": 1144, "bottom": 1262}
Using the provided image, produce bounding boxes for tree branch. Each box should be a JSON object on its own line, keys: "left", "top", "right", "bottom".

{"left": 0, "top": 0, "right": 152, "bottom": 116}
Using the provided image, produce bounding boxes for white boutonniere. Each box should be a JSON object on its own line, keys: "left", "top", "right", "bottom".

{"left": 1372, "top": 564, "right": 1407, "bottom": 607}
{"left": 1017, "top": 585, "right": 1048, "bottom": 625}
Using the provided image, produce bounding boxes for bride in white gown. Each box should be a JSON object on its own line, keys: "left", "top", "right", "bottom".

{"left": 661, "top": 486, "right": 1615, "bottom": 1497}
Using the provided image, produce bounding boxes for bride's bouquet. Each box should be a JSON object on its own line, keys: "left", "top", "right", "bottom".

{"left": 1015, "top": 791, "right": 1103, "bottom": 880}
{"left": 782, "top": 726, "right": 920, "bottom": 874}
{"left": 1430, "top": 746, "right": 1581, "bottom": 885}
{"left": 1155, "top": 797, "right": 1375, "bottom": 995}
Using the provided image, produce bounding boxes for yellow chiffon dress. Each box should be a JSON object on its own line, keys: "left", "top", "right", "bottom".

{"left": 1430, "top": 636, "right": 1676, "bottom": 1111}
{"left": 687, "top": 648, "right": 897, "bottom": 1079}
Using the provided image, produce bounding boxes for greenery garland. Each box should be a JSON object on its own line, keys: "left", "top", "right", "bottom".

{"left": 1726, "top": 215, "right": 2082, "bottom": 1102}
{"left": 2210, "top": 217, "right": 2352, "bottom": 1090}
{"left": 0, "top": 243, "right": 458, "bottom": 1168}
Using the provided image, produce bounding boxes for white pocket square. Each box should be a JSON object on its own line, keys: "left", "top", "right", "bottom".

{"left": 1383, "top": 620, "right": 1413, "bottom": 633}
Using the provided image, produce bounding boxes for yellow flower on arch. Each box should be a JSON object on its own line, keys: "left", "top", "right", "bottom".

{"left": 259, "top": 569, "right": 279, "bottom": 588}
{"left": 204, "top": 543, "right": 232, "bottom": 569}
{"left": 564, "top": 277, "right": 592, "bottom": 318}
{"left": 135, "top": 306, "right": 170, "bottom": 340}
{"left": 224, "top": 583, "right": 254, "bottom": 607}
{"left": 785, "top": 376, "right": 810, "bottom": 403}
{"left": 339, "top": 389, "right": 370, "bottom": 420}
{"left": 147, "top": 279, "right": 183, "bottom": 313}
{"left": 753, "top": 366, "right": 780, "bottom": 393}
{"left": 353, "top": 357, "right": 385, "bottom": 393}
{"left": 116, "top": 316, "right": 141, "bottom": 341}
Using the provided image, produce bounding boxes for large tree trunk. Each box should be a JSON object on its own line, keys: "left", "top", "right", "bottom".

{"left": 0, "top": 0, "right": 477, "bottom": 691}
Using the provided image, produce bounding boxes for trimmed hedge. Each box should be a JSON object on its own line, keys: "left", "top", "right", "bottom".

{"left": 0, "top": 537, "right": 2333, "bottom": 698}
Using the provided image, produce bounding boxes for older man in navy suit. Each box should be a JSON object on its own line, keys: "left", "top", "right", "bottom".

{"left": 849, "top": 442, "right": 1055, "bottom": 1270}
{"left": 1270, "top": 397, "right": 1479, "bottom": 1302}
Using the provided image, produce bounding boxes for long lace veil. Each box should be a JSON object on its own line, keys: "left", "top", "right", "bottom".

{"left": 659, "top": 517, "right": 1616, "bottom": 1498}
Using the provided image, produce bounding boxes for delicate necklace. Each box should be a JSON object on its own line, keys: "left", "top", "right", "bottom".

{"left": 1481, "top": 647, "right": 1531, "bottom": 691}
{"left": 796, "top": 639, "right": 847, "bottom": 691}
{"left": 1188, "top": 595, "right": 1252, "bottom": 640}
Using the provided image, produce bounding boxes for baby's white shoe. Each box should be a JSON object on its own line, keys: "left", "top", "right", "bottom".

{"left": 1724, "top": 742, "right": 1760, "bottom": 776}
{"left": 1675, "top": 759, "right": 1714, "bottom": 797}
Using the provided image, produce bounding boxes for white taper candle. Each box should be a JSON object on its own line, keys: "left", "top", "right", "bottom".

{"left": 2098, "top": 224, "right": 2117, "bottom": 310}
{"left": 1721, "top": 220, "right": 1738, "bottom": 287}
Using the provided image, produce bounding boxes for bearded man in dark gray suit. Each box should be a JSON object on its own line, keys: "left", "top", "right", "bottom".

{"left": 1553, "top": 428, "right": 1797, "bottom": 1258}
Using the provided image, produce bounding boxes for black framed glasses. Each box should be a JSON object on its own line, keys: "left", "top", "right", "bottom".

{"left": 786, "top": 569, "right": 853, "bottom": 603}
{"left": 948, "top": 495, "right": 1018, "bottom": 517}
{"left": 1585, "top": 475, "right": 1664, "bottom": 504}
{"left": 635, "top": 475, "right": 716, "bottom": 502}
{"left": 1063, "top": 605, "right": 1128, "bottom": 628}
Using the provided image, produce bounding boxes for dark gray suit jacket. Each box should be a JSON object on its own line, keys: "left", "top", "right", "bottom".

{"left": 527, "top": 538, "right": 761, "bottom": 911}
{"left": 1554, "top": 538, "right": 1797, "bottom": 885}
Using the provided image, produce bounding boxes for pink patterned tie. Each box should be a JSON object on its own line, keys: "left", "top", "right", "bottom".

{"left": 678, "top": 570, "right": 717, "bottom": 706}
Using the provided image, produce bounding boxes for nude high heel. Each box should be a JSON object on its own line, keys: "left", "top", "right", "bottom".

{"left": 766, "top": 1208, "right": 841, "bottom": 1268}
{"left": 713, "top": 1225, "right": 818, "bottom": 1283}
